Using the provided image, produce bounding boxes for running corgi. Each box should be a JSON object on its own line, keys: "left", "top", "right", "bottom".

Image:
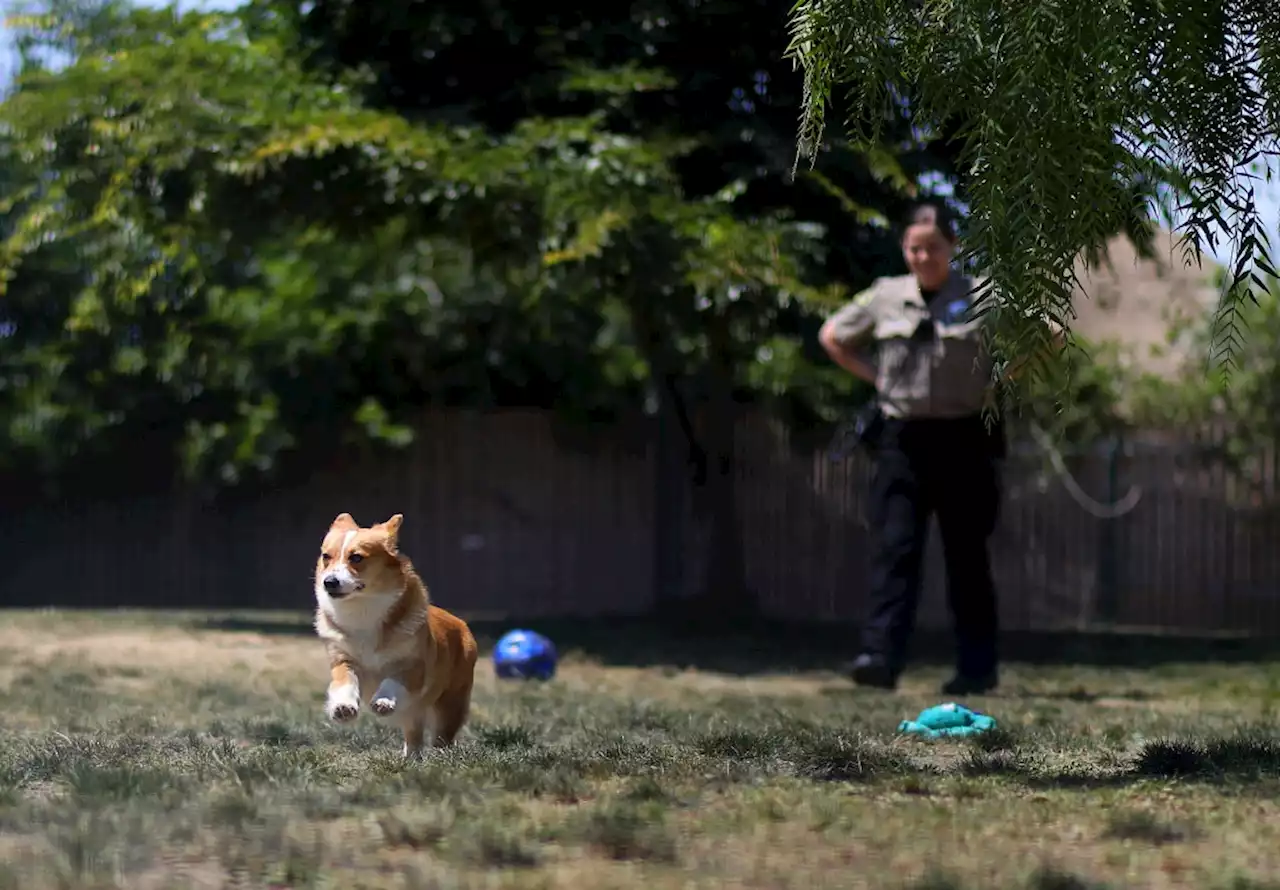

{"left": 313, "top": 512, "right": 477, "bottom": 757}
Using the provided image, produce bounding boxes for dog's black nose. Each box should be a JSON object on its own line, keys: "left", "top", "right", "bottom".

{"left": 322, "top": 575, "right": 342, "bottom": 593}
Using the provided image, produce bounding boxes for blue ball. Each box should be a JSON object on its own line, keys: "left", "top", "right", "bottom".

{"left": 493, "top": 629, "right": 558, "bottom": 681}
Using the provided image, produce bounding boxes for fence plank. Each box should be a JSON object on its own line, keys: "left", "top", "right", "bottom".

{"left": 3, "top": 408, "right": 1279, "bottom": 635}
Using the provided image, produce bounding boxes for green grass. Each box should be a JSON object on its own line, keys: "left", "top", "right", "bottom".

{"left": 1, "top": 611, "right": 1280, "bottom": 888}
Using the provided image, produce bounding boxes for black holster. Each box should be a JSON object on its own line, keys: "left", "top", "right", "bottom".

{"left": 827, "top": 398, "right": 887, "bottom": 461}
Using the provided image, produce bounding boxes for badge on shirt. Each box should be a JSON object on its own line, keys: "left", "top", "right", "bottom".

{"left": 943, "top": 298, "right": 971, "bottom": 324}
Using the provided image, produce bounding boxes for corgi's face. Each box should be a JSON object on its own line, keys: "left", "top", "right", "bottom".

{"left": 315, "top": 512, "right": 405, "bottom": 608}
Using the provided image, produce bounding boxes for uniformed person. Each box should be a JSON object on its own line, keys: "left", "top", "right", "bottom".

{"left": 819, "top": 201, "right": 1051, "bottom": 695}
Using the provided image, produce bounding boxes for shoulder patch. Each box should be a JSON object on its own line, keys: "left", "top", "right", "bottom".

{"left": 944, "top": 298, "right": 970, "bottom": 322}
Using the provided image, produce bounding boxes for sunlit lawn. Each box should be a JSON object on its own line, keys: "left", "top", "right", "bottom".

{"left": 1, "top": 610, "right": 1279, "bottom": 888}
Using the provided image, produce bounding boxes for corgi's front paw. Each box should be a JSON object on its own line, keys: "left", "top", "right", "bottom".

{"left": 329, "top": 702, "right": 359, "bottom": 723}
{"left": 326, "top": 686, "right": 360, "bottom": 723}
{"left": 371, "top": 679, "right": 407, "bottom": 718}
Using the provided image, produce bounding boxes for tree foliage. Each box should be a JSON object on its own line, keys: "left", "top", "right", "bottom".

{"left": 0, "top": 3, "right": 648, "bottom": 483}
{"left": 0, "top": 0, "right": 960, "bottom": 495}
{"left": 257, "top": 0, "right": 967, "bottom": 420}
{"left": 999, "top": 260, "right": 1280, "bottom": 505}
{"left": 1124, "top": 273, "right": 1280, "bottom": 493}
{"left": 786, "top": 0, "right": 1279, "bottom": 385}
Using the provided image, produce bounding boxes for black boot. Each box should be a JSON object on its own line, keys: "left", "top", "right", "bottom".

{"left": 940, "top": 671, "right": 998, "bottom": 696}
{"left": 846, "top": 653, "right": 898, "bottom": 690}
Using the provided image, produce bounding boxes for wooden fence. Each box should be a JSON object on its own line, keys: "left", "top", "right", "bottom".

{"left": 5, "top": 408, "right": 1280, "bottom": 635}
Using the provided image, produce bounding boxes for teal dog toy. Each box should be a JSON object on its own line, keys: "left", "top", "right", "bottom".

{"left": 898, "top": 702, "right": 997, "bottom": 739}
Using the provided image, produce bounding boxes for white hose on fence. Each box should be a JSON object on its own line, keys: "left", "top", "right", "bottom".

{"left": 1025, "top": 421, "right": 1143, "bottom": 519}
{"left": 828, "top": 409, "right": 1145, "bottom": 520}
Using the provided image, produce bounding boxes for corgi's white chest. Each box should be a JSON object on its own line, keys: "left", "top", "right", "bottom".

{"left": 347, "top": 634, "right": 393, "bottom": 671}
{"left": 318, "top": 607, "right": 388, "bottom": 670}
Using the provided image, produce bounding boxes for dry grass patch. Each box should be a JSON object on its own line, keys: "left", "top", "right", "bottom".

{"left": 0, "top": 610, "right": 1279, "bottom": 888}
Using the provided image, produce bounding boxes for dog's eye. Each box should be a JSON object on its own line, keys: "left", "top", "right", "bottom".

{"left": 321, "top": 553, "right": 332, "bottom": 565}
{"left": 349, "top": 553, "right": 364, "bottom": 565}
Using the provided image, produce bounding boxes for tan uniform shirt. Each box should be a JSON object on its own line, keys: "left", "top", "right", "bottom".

{"left": 824, "top": 272, "right": 992, "bottom": 420}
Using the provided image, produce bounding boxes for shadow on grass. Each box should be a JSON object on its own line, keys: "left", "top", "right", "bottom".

{"left": 910, "top": 866, "right": 1115, "bottom": 890}
{"left": 362, "top": 721, "right": 1280, "bottom": 799}
{"left": 192, "top": 611, "right": 1280, "bottom": 676}
{"left": 5, "top": 719, "right": 1280, "bottom": 854}
{"left": 925, "top": 865, "right": 1163, "bottom": 890}
{"left": 956, "top": 733, "right": 1280, "bottom": 791}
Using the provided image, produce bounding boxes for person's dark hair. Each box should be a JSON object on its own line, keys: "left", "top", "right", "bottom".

{"left": 899, "top": 201, "right": 958, "bottom": 243}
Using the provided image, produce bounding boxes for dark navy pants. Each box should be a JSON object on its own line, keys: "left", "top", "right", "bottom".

{"left": 860, "top": 414, "right": 1002, "bottom": 679}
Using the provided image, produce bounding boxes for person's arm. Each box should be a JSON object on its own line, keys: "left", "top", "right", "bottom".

{"left": 1004, "top": 317, "right": 1067, "bottom": 382}
{"left": 819, "top": 288, "right": 879, "bottom": 385}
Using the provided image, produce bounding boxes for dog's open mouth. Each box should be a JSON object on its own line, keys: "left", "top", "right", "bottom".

{"left": 331, "top": 582, "right": 365, "bottom": 598}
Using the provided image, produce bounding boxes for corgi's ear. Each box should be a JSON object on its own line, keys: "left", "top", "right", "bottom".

{"left": 376, "top": 514, "right": 403, "bottom": 551}
{"left": 330, "top": 512, "right": 358, "bottom": 532}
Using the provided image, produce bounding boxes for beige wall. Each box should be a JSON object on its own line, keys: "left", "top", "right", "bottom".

{"left": 1069, "top": 228, "right": 1220, "bottom": 376}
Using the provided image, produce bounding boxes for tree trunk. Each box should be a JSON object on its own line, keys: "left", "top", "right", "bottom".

{"left": 693, "top": 372, "right": 753, "bottom": 621}
{"left": 689, "top": 313, "right": 755, "bottom": 622}
{"left": 631, "top": 303, "right": 754, "bottom": 622}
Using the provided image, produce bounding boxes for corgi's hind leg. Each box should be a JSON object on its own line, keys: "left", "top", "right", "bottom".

{"left": 430, "top": 677, "right": 474, "bottom": 748}
{"left": 401, "top": 718, "right": 426, "bottom": 760}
